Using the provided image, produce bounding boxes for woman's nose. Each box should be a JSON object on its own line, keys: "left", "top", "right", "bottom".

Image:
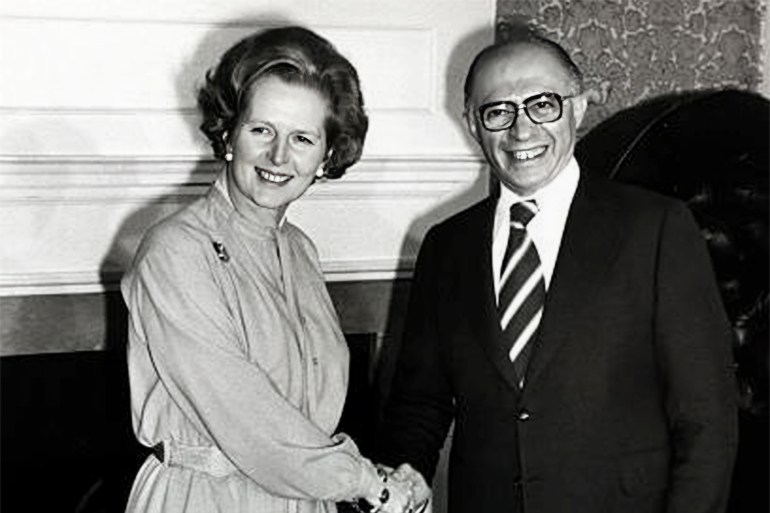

{"left": 269, "top": 138, "right": 289, "bottom": 165}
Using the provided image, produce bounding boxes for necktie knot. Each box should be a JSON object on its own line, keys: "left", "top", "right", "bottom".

{"left": 510, "top": 200, "right": 537, "bottom": 229}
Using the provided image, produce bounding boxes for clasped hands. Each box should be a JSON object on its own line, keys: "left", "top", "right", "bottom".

{"left": 369, "top": 463, "right": 430, "bottom": 513}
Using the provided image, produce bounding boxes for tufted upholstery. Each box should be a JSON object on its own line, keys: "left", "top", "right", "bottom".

{"left": 576, "top": 89, "right": 769, "bottom": 512}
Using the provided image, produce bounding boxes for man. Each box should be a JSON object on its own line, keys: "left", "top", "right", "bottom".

{"left": 379, "top": 27, "right": 738, "bottom": 513}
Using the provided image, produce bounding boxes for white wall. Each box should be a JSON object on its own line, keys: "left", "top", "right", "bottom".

{"left": 0, "top": 0, "right": 495, "bottom": 295}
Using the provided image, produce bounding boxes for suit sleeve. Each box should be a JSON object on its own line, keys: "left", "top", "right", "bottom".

{"left": 654, "top": 203, "right": 739, "bottom": 513}
{"left": 378, "top": 227, "right": 456, "bottom": 483}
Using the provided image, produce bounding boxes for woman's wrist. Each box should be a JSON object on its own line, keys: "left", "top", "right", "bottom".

{"left": 358, "top": 461, "right": 390, "bottom": 507}
{"left": 374, "top": 467, "right": 391, "bottom": 506}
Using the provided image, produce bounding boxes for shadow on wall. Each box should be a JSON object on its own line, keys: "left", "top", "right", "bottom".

{"left": 98, "top": 12, "right": 307, "bottom": 376}
{"left": 372, "top": 23, "right": 494, "bottom": 513}
{"left": 100, "top": 12, "right": 300, "bottom": 281}
{"left": 577, "top": 88, "right": 769, "bottom": 513}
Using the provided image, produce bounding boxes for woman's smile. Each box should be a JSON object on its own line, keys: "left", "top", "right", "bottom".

{"left": 256, "top": 167, "right": 292, "bottom": 184}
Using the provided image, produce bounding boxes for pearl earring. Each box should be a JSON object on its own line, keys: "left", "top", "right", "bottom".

{"left": 315, "top": 167, "right": 325, "bottom": 179}
{"left": 222, "top": 131, "right": 232, "bottom": 162}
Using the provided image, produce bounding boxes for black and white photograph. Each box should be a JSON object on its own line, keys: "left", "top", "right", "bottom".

{"left": 1, "top": 1, "right": 767, "bottom": 512}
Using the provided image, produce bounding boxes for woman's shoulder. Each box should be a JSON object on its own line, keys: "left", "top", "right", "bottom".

{"left": 283, "top": 221, "right": 318, "bottom": 253}
{"left": 281, "top": 221, "right": 326, "bottom": 277}
{"left": 134, "top": 200, "right": 214, "bottom": 264}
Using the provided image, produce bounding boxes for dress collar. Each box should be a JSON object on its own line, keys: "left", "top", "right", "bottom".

{"left": 208, "top": 170, "right": 288, "bottom": 238}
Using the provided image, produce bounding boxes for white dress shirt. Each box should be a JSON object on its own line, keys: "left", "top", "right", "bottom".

{"left": 492, "top": 157, "right": 580, "bottom": 301}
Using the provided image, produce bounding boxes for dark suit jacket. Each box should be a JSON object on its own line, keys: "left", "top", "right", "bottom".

{"left": 380, "top": 173, "right": 738, "bottom": 513}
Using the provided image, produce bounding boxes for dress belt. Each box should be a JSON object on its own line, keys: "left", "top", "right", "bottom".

{"left": 152, "top": 440, "right": 240, "bottom": 478}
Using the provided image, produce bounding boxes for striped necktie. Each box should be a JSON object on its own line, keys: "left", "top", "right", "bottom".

{"left": 498, "top": 200, "right": 546, "bottom": 387}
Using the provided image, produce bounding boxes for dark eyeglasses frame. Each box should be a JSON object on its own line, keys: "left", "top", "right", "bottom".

{"left": 477, "top": 92, "right": 577, "bottom": 132}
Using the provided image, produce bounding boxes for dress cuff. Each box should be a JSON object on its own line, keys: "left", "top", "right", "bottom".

{"left": 355, "top": 456, "right": 387, "bottom": 505}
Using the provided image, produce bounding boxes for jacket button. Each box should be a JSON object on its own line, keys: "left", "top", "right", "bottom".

{"left": 518, "top": 410, "right": 530, "bottom": 421}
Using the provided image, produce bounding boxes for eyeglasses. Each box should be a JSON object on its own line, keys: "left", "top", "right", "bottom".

{"left": 477, "top": 92, "right": 576, "bottom": 132}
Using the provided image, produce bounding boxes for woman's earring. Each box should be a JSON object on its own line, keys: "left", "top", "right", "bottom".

{"left": 222, "top": 132, "right": 232, "bottom": 162}
{"left": 316, "top": 149, "right": 332, "bottom": 179}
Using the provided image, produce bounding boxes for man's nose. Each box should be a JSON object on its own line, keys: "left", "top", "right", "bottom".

{"left": 269, "top": 138, "right": 289, "bottom": 165}
{"left": 508, "top": 112, "right": 536, "bottom": 140}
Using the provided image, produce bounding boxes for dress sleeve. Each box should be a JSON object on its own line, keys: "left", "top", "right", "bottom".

{"left": 124, "top": 237, "right": 380, "bottom": 502}
{"left": 654, "top": 202, "right": 739, "bottom": 513}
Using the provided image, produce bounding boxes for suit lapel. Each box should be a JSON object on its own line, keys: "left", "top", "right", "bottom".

{"left": 464, "top": 196, "right": 525, "bottom": 392}
{"left": 523, "top": 175, "right": 623, "bottom": 389}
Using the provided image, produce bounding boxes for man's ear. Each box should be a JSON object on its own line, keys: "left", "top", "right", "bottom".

{"left": 464, "top": 108, "right": 481, "bottom": 143}
{"left": 572, "top": 92, "right": 589, "bottom": 130}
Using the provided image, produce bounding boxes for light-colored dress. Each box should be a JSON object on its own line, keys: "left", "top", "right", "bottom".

{"left": 122, "top": 173, "right": 377, "bottom": 512}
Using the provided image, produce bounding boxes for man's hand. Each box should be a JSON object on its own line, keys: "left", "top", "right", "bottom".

{"left": 377, "top": 472, "right": 414, "bottom": 513}
{"left": 391, "top": 463, "right": 431, "bottom": 512}
{"left": 361, "top": 464, "right": 413, "bottom": 513}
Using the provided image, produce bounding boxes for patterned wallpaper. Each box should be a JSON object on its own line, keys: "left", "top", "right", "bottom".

{"left": 496, "top": 0, "right": 766, "bottom": 132}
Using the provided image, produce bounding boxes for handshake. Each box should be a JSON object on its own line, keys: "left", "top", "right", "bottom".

{"left": 359, "top": 463, "right": 431, "bottom": 513}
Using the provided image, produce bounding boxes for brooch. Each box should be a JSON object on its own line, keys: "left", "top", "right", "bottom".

{"left": 212, "top": 241, "right": 230, "bottom": 262}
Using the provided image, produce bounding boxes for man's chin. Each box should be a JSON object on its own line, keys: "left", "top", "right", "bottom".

{"left": 496, "top": 167, "right": 558, "bottom": 195}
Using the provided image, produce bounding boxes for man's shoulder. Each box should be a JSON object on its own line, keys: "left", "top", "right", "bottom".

{"left": 433, "top": 197, "right": 494, "bottom": 233}
{"left": 581, "top": 173, "right": 684, "bottom": 213}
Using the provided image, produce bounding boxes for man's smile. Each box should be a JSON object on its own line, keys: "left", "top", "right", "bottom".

{"left": 509, "top": 146, "right": 547, "bottom": 161}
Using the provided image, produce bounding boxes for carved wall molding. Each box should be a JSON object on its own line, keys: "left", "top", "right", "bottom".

{"left": 0, "top": 155, "right": 487, "bottom": 296}
{"left": 0, "top": 154, "right": 484, "bottom": 204}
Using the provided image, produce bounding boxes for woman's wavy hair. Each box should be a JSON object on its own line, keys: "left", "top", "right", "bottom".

{"left": 198, "top": 26, "right": 368, "bottom": 179}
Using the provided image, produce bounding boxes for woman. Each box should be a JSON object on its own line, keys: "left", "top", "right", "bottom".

{"left": 122, "top": 26, "right": 412, "bottom": 513}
